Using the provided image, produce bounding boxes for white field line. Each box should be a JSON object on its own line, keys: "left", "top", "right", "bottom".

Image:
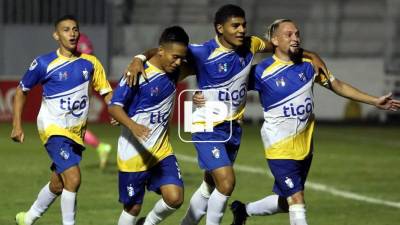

{"left": 176, "top": 153, "right": 400, "bottom": 209}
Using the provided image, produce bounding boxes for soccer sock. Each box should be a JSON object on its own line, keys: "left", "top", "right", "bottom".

{"left": 246, "top": 194, "right": 283, "bottom": 216}
{"left": 289, "top": 204, "right": 308, "bottom": 225}
{"left": 143, "top": 199, "right": 176, "bottom": 225}
{"left": 180, "top": 181, "right": 213, "bottom": 225}
{"left": 118, "top": 210, "right": 137, "bottom": 225}
{"left": 61, "top": 189, "right": 77, "bottom": 225}
{"left": 83, "top": 130, "right": 100, "bottom": 148}
{"left": 25, "top": 183, "right": 58, "bottom": 225}
{"left": 206, "top": 189, "right": 229, "bottom": 225}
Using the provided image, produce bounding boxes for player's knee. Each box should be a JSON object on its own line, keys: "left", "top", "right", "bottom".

{"left": 49, "top": 181, "right": 63, "bottom": 195}
{"left": 63, "top": 174, "right": 81, "bottom": 191}
{"left": 216, "top": 179, "right": 235, "bottom": 195}
{"left": 124, "top": 204, "right": 142, "bottom": 216}
{"left": 288, "top": 191, "right": 305, "bottom": 205}
{"left": 163, "top": 190, "right": 184, "bottom": 209}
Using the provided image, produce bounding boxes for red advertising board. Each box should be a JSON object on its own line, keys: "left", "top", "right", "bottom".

{"left": 0, "top": 80, "right": 187, "bottom": 124}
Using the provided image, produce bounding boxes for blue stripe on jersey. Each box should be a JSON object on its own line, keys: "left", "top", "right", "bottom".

{"left": 255, "top": 58, "right": 315, "bottom": 110}
{"left": 189, "top": 38, "right": 254, "bottom": 88}
{"left": 110, "top": 73, "right": 177, "bottom": 118}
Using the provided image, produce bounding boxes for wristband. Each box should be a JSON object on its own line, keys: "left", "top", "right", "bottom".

{"left": 134, "top": 54, "right": 147, "bottom": 61}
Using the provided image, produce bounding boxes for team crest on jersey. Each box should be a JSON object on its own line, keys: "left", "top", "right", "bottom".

{"left": 298, "top": 72, "right": 306, "bottom": 82}
{"left": 284, "top": 177, "right": 294, "bottom": 189}
{"left": 82, "top": 68, "right": 89, "bottom": 80}
{"left": 29, "top": 59, "right": 38, "bottom": 71}
{"left": 60, "top": 148, "right": 70, "bottom": 160}
{"left": 218, "top": 62, "right": 228, "bottom": 73}
{"left": 275, "top": 77, "right": 286, "bottom": 87}
{"left": 58, "top": 71, "right": 69, "bottom": 81}
{"left": 212, "top": 146, "right": 220, "bottom": 159}
{"left": 127, "top": 184, "right": 135, "bottom": 197}
{"left": 150, "top": 86, "right": 160, "bottom": 96}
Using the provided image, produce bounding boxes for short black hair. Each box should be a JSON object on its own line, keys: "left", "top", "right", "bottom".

{"left": 159, "top": 26, "right": 189, "bottom": 46}
{"left": 54, "top": 15, "right": 79, "bottom": 28}
{"left": 214, "top": 4, "right": 245, "bottom": 34}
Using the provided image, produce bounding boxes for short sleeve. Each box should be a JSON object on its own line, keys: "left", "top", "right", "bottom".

{"left": 109, "top": 76, "right": 136, "bottom": 107}
{"left": 19, "top": 58, "right": 45, "bottom": 91}
{"left": 90, "top": 56, "right": 112, "bottom": 95}
{"left": 250, "top": 36, "right": 266, "bottom": 54}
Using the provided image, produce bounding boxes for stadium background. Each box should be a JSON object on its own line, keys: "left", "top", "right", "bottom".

{"left": 0, "top": 0, "right": 399, "bottom": 224}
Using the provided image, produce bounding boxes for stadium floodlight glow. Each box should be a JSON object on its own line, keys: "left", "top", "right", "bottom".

{"left": 178, "top": 89, "right": 233, "bottom": 143}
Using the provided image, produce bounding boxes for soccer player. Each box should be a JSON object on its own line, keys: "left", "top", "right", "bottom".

{"left": 10, "top": 15, "right": 112, "bottom": 225}
{"left": 77, "top": 33, "right": 113, "bottom": 169}
{"left": 108, "top": 26, "right": 190, "bottom": 225}
{"left": 125, "top": 5, "right": 330, "bottom": 225}
{"left": 229, "top": 19, "right": 400, "bottom": 225}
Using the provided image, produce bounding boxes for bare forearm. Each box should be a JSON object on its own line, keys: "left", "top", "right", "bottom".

{"left": 331, "top": 79, "right": 377, "bottom": 105}
{"left": 12, "top": 87, "right": 27, "bottom": 128}
{"left": 108, "top": 105, "right": 137, "bottom": 130}
{"left": 103, "top": 91, "right": 113, "bottom": 104}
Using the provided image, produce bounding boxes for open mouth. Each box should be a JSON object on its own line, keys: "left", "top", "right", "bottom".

{"left": 69, "top": 38, "right": 77, "bottom": 45}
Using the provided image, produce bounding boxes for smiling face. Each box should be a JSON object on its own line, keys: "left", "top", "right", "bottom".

{"left": 216, "top": 16, "right": 246, "bottom": 49}
{"left": 53, "top": 19, "right": 80, "bottom": 54}
{"left": 271, "top": 21, "right": 301, "bottom": 60}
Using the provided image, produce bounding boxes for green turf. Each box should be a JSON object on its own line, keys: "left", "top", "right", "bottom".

{"left": 1, "top": 122, "right": 399, "bottom": 225}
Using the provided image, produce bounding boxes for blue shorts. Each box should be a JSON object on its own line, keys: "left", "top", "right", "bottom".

{"left": 192, "top": 121, "right": 242, "bottom": 171}
{"left": 267, "top": 154, "right": 313, "bottom": 198}
{"left": 118, "top": 155, "right": 183, "bottom": 206}
{"left": 45, "top": 136, "right": 84, "bottom": 174}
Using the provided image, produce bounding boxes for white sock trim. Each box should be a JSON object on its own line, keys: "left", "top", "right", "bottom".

{"left": 199, "top": 181, "right": 213, "bottom": 198}
{"left": 289, "top": 204, "right": 306, "bottom": 219}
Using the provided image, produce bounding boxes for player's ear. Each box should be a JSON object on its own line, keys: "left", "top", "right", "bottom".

{"left": 216, "top": 24, "right": 223, "bottom": 35}
{"left": 271, "top": 36, "right": 278, "bottom": 46}
{"left": 52, "top": 31, "right": 59, "bottom": 41}
{"left": 158, "top": 45, "right": 164, "bottom": 57}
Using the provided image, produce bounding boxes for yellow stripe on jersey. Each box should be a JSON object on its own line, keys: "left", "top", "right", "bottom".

{"left": 265, "top": 119, "right": 315, "bottom": 160}
{"left": 250, "top": 36, "right": 266, "bottom": 54}
{"left": 207, "top": 36, "right": 233, "bottom": 60}
{"left": 118, "top": 132, "right": 173, "bottom": 172}
{"left": 38, "top": 122, "right": 87, "bottom": 146}
{"left": 80, "top": 54, "right": 112, "bottom": 95}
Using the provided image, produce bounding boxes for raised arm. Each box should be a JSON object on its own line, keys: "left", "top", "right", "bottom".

{"left": 10, "top": 86, "right": 28, "bottom": 143}
{"left": 329, "top": 79, "right": 400, "bottom": 111}
{"left": 125, "top": 48, "right": 158, "bottom": 87}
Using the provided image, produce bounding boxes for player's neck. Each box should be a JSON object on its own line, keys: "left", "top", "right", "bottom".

{"left": 58, "top": 47, "right": 77, "bottom": 58}
{"left": 148, "top": 57, "right": 165, "bottom": 72}
{"left": 217, "top": 36, "right": 235, "bottom": 50}
{"left": 274, "top": 50, "right": 291, "bottom": 63}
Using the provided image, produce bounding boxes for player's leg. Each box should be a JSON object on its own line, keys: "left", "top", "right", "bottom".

{"left": 16, "top": 172, "right": 62, "bottom": 225}
{"left": 84, "top": 129, "right": 112, "bottom": 169}
{"left": 117, "top": 170, "right": 148, "bottom": 225}
{"left": 143, "top": 155, "right": 184, "bottom": 225}
{"left": 180, "top": 172, "right": 214, "bottom": 225}
{"left": 268, "top": 156, "right": 313, "bottom": 225}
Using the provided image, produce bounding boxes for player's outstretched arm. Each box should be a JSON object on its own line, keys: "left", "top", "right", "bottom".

{"left": 330, "top": 79, "right": 400, "bottom": 111}
{"left": 125, "top": 48, "right": 158, "bottom": 87}
{"left": 10, "top": 86, "right": 27, "bottom": 143}
{"left": 108, "top": 104, "right": 151, "bottom": 141}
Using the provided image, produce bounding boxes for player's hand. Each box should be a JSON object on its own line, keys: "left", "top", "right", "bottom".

{"left": 124, "top": 58, "right": 147, "bottom": 87}
{"left": 193, "top": 91, "right": 205, "bottom": 107}
{"left": 129, "top": 123, "right": 151, "bottom": 141}
{"left": 374, "top": 93, "right": 400, "bottom": 111}
{"left": 110, "top": 117, "right": 120, "bottom": 126}
{"left": 10, "top": 127, "right": 25, "bottom": 143}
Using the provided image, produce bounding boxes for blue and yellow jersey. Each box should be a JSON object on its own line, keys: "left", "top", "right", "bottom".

{"left": 110, "top": 62, "right": 178, "bottom": 172}
{"left": 189, "top": 36, "right": 265, "bottom": 127}
{"left": 20, "top": 50, "right": 112, "bottom": 146}
{"left": 254, "top": 55, "right": 335, "bottom": 160}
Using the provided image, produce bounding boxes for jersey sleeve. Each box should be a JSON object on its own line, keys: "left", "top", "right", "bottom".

{"left": 250, "top": 36, "right": 266, "bottom": 54}
{"left": 109, "top": 77, "right": 136, "bottom": 107}
{"left": 90, "top": 56, "right": 112, "bottom": 95}
{"left": 315, "top": 70, "right": 336, "bottom": 87}
{"left": 19, "top": 58, "right": 45, "bottom": 91}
